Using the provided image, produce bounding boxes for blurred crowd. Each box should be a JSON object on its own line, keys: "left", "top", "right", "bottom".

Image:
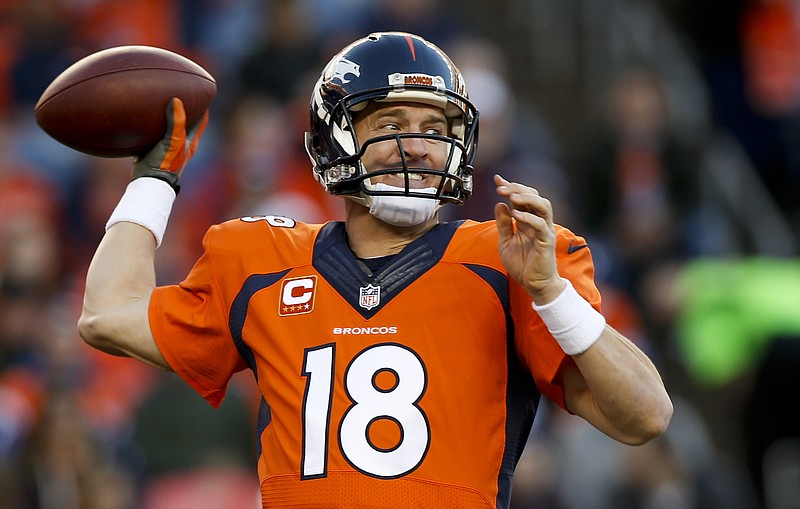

{"left": 0, "top": 1, "right": 798, "bottom": 508}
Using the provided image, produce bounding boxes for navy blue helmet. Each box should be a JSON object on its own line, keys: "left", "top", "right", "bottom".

{"left": 305, "top": 32, "right": 479, "bottom": 205}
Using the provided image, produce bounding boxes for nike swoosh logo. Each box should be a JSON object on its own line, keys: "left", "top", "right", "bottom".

{"left": 567, "top": 240, "right": 589, "bottom": 254}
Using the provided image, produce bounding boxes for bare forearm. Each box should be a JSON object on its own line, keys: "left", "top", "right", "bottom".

{"left": 78, "top": 223, "right": 168, "bottom": 369}
{"left": 565, "top": 325, "right": 673, "bottom": 445}
{"left": 84, "top": 223, "right": 157, "bottom": 308}
{"left": 78, "top": 100, "right": 200, "bottom": 370}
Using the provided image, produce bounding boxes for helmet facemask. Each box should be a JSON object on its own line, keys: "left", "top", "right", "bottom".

{"left": 305, "top": 32, "right": 479, "bottom": 210}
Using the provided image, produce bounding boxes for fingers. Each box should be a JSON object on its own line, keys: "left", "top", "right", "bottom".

{"left": 163, "top": 98, "right": 211, "bottom": 173}
{"left": 162, "top": 99, "right": 188, "bottom": 172}
{"left": 165, "top": 98, "right": 187, "bottom": 137}
{"left": 187, "top": 110, "right": 209, "bottom": 158}
{"left": 494, "top": 174, "right": 553, "bottom": 228}
{"left": 494, "top": 202, "right": 514, "bottom": 240}
{"left": 131, "top": 98, "right": 203, "bottom": 185}
{"left": 188, "top": 109, "right": 209, "bottom": 139}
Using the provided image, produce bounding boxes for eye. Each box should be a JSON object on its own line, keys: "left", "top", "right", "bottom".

{"left": 378, "top": 122, "right": 401, "bottom": 132}
{"left": 422, "top": 120, "right": 448, "bottom": 136}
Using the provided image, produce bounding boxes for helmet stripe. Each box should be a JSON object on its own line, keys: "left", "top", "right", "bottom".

{"left": 404, "top": 35, "right": 417, "bottom": 61}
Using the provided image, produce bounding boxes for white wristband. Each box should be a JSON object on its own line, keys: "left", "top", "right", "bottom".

{"left": 106, "top": 177, "right": 176, "bottom": 248}
{"left": 532, "top": 278, "right": 606, "bottom": 355}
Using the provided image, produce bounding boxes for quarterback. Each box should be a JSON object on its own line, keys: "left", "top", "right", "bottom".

{"left": 79, "top": 32, "right": 672, "bottom": 508}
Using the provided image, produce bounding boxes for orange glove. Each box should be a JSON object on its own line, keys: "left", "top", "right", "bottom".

{"left": 132, "top": 98, "right": 208, "bottom": 191}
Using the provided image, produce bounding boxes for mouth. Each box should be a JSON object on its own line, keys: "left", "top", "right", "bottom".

{"left": 394, "top": 172, "right": 424, "bottom": 181}
{"left": 380, "top": 171, "right": 433, "bottom": 189}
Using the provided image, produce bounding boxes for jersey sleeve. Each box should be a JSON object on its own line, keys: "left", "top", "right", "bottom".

{"left": 512, "top": 226, "right": 602, "bottom": 411}
{"left": 149, "top": 227, "right": 247, "bottom": 408}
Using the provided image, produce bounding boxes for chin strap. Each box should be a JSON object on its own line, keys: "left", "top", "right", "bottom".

{"left": 367, "top": 183, "right": 439, "bottom": 226}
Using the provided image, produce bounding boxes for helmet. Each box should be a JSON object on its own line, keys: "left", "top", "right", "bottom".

{"left": 305, "top": 32, "right": 479, "bottom": 205}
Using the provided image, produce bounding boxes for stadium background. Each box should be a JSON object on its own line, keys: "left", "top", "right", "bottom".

{"left": 0, "top": 1, "right": 798, "bottom": 508}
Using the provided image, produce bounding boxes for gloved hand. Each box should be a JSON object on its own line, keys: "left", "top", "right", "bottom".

{"left": 132, "top": 97, "right": 209, "bottom": 192}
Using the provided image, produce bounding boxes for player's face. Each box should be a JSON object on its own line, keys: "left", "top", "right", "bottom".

{"left": 353, "top": 102, "right": 450, "bottom": 188}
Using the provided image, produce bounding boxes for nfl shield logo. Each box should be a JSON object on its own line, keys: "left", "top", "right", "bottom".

{"left": 359, "top": 284, "right": 381, "bottom": 310}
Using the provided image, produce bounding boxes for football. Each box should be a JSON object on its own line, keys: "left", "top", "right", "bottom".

{"left": 34, "top": 45, "right": 217, "bottom": 158}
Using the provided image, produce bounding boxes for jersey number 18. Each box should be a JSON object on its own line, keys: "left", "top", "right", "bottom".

{"left": 301, "top": 342, "right": 430, "bottom": 479}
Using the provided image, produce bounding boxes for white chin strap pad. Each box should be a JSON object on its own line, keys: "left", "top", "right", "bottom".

{"left": 368, "top": 183, "right": 438, "bottom": 226}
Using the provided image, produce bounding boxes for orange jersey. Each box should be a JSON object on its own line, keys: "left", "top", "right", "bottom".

{"left": 149, "top": 217, "right": 601, "bottom": 508}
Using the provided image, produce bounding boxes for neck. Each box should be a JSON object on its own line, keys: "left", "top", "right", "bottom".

{"left": 344, "top": 200, "right": 438, "bottom": 258}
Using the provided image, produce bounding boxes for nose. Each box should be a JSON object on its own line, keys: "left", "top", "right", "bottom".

{"left": 399, "top": 135, "right": 429, "bottom": 161}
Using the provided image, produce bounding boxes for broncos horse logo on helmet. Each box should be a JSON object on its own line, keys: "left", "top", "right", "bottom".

{"left": 305, "top": 31, "right": 479, "bottom": 207}
{"left": 332, "top": 57, "right": 361, "bottom": 85}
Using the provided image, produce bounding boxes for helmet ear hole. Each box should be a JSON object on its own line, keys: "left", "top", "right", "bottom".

{"left": 304, "top": 129, "right": 326, "bottom": 169}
